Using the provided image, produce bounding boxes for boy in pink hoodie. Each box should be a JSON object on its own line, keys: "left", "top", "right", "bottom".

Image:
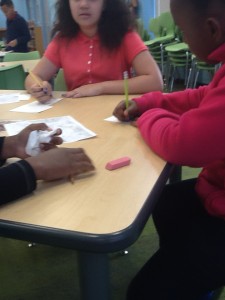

{"left": 113, "top": 0, "right": 225, "bottom": 299}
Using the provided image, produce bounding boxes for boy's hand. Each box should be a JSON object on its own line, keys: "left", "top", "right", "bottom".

{"left": 26, "top": 147, "right": 95, "bottom": 181}
{"left": 113, "top": 100, "right": 140, "bottom": 122}
{"left": 2, "top": 123, "right": 63, "bottom": 160}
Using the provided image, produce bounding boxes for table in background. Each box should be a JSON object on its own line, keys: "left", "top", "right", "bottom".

{"left": 0, "top": 59, "right": 40, "bottom": 72}
{"left": 0, "top": 91, "right": 172, "bottom": 300}
{"left": 0, "top": 50, "right": 11, "bottom": 62}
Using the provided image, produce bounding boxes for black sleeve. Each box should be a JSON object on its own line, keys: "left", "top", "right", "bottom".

{"left": 15, "top": 17, "right": 31, "bottom": 45}
{"left": 0, "top": 137, "right": 6, "bottom": 167}
{"left": 0, "top": 160, "right": 37, "bottom": 205}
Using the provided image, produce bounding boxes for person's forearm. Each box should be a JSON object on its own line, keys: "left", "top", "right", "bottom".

{"left": 0, "top": 160, "right": 36, "bottom": 204}
{"left": 99, "top": 75, "right": 163, "bottom": 95}
{"left": 1, "top": 136, "right": 17, "bottom": 160}
{"left": 25, "top": 74, "right": 40, "bottom": 92}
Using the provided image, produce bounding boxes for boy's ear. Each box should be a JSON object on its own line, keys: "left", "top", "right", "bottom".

{"left": 206, "top": 17, "right": 223, "bottom": 43}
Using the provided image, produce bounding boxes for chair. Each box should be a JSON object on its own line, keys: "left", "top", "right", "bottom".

{"left": 136, "top": 18, "right": 150, "bottom": 41}
{"left": 54, "top": 68, "right": 67, "bottom": 91}
{"left": 165, "top": 42, "right": 192, "bottom": 91}
{"left": 145, "top": 12, "right": 176, "bottom": 76}
{"left": 188, "top": 55, "right": 221, "bottom": 88}
{"left": 145, "top": 12, "right": 175, "bottom": 46}
{"left": 0, "top": 64, "right": 26, "bottom": 89}
{"left": 3, "top": 50, "right": 40, "bottom": 62}
{"left": 159, "top": 11, "right": 175, "bottom": 38}
{"left": 0, "top": 40, "right": 5, "bottom": 50}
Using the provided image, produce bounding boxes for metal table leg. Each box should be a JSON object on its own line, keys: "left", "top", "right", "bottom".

{"left": 78, "top": 251, "right": 111, "bottom": 300}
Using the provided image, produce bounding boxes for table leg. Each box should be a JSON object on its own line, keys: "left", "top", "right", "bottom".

{"left": 78, "top": 251, "right": 111, "bottom": 300}
{"left": 169, "top": 165, "right": 182, "bottom": 183}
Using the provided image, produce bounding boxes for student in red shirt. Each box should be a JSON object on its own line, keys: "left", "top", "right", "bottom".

{"left": 113, "top": 0, "right": 225, "bottom": 298}
{"left": 25, "top": 0, "right": 163, "bottom": 103}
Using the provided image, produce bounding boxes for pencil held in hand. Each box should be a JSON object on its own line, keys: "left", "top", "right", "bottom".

{"left": 29, "top": 71, "right": 48, "bottom": 95}
{"left": 123, "top": 71, "right": 129, "bottom": 109}
{"left": 29, "top": 71, "right": 43, "bottom": 87}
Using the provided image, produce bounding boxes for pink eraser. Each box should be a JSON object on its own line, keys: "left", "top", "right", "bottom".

{"left": 105, "top": 156, "right": 131, "bottom": 170}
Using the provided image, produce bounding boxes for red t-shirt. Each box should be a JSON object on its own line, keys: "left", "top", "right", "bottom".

{"left": 44, "top": 31, "right": 147, "bottom": 91}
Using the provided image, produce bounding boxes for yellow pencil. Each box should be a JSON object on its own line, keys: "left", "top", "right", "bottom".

{"left": 123, "top": 71, "right": 129, "bottom": 109}
{"left": 29, "top": 71, "right": 48, "bottom": 94}
{"left": 29, "top": 71, "right": 43, "bottom": 87}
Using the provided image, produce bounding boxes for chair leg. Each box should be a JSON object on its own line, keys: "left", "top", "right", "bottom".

{"left": 193, "top": 70, "right": 200, "bottom": 88}
{"left": 160, "top": 43, "right": 164, "bottom": 75}
{"left": 186, "top": 67, "right": 192, "bottom": 89}
{"left": 169, "top": 66, "right": 176, "bottom": 92}
{"left": 164, "top": 58, "right": 171, "bottom": 92}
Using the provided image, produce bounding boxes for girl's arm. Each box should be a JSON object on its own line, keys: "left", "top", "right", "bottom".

{"left": 25, "top": 57, "right": 59, "bottom": 103}
{"left": 63, "top": 50, "right": 164, "bottom": 98}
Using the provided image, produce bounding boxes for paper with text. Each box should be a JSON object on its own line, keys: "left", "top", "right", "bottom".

{"left": 4, "top": 115, "right": 96, "bottom": 143}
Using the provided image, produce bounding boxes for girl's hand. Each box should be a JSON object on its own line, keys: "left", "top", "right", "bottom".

{"left": 29, "top": 81, "right": 53, "bottom": 103}
{"left": 62, "top": 83, "right": 103, "bottom": 98}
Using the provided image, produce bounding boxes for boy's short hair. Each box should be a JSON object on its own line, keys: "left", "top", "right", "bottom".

{"left": 0, "top": 0, "right": 13, "bottom": 7}
{"left": 188, "top": 0, "right": 225, "bottom": 11}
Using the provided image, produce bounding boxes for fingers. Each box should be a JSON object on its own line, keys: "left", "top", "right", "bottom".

{"left": 62, "top": 90, "right": 81, "bottom": 98}
{"left": 113, "top": 100, "right": 139, "bottom": 121}
{"left": 70, "top": 151, "right": 95, "bottom": 177}
{"left": 29, "top": 83, "right": 52, "bottom": 103}
{"left": 62, "top": 84, "right": 101, "bottom": 98}
{"left": 70, "top": 161, "right": 95, "bottom": 177}
{"left": 113, "top": 100, "right": 130, "bottom": 121}
{"left": 63, "top": 147, "right": 95, "bottom": 176}
{"left": 40, "top": 136, "right": 63, "bottom": 150}
{"left": 26, "top": 147, "right": 95, "bottom": 181}
{"left": 25, "top": 123, "right": 49, "bottom": 132}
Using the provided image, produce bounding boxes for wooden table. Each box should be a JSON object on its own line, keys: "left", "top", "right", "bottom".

{"left": 0, "top": 59, "right": 40, "bottom": 72}
{"left": 0, "top": 91, "right": 172, "bottom": 300}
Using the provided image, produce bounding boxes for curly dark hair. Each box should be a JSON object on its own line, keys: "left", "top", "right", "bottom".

{"left": 51, "top": 0, "right": 136, "bottom": 50}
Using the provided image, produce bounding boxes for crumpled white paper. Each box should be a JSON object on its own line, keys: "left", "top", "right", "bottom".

{"left": 25, "top": 129, "right": 58, "bottom": 156}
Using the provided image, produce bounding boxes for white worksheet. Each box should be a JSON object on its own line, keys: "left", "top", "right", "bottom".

{"left": 4, "top": 115, "right": 96, "bottom": 143}
{"left": 10, "top": 98, "right": 62, "bottom": 113}
{"left": 0, "top": 93, "right": 30, "bottom": 104}
{"left": 104, "top": 116, "right": 120, "bottom": 123}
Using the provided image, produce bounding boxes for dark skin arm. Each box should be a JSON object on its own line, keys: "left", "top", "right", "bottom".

{"left": 113, "top": 99, "right": 141, "bottom": 122}
{"left": 1, "top": 123, "right": 95, "bottom": 181}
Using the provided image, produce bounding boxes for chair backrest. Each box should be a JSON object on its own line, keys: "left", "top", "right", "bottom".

{"left": 54, "top": 69, "right": 67, "bottom": 91}
{"left": 0, "top": 40, "right": 4, "bottom": 50}
{"left": 3, "top": 51, "right": 41, "bottom": 62}
{"left": 0, "top": 64, "right": 26, "bottom": 89}
{"left": 149, "top": 17, "right": 162, "bottom": 38}
{"left": 158, "top": 11, "right": 175, "bottom": 36}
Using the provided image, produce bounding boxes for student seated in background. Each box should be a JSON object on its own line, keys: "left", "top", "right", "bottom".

{"left": 127, "top": 0, "right": 139, "bottom": 19}
{"left": 25, "top": 0, "right": 163, "bottom": 103}
{"left": 0, "top": 0, "right": 31, "bottom": 53}
{"left": 0, "top": 123, "right": 94, "bottom": 204}
{"left": 113, "top": 0, "right": 225, "bottom": 299}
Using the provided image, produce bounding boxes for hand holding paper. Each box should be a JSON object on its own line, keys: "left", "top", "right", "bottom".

{"left": 25, "top": 129, "right": 59, "bottom": 156}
